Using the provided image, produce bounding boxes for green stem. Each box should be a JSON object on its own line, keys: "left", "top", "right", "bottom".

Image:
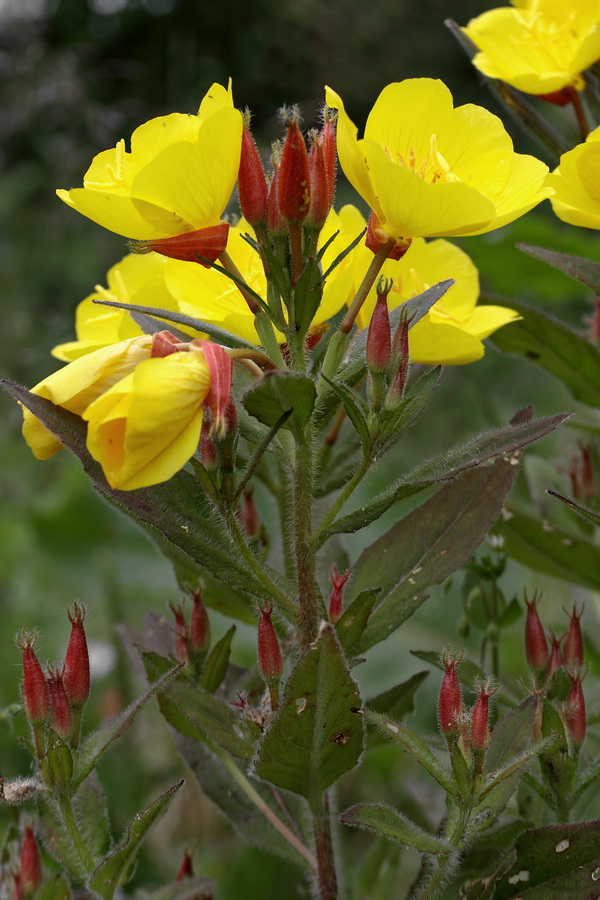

{"left": 59, "top": 793, "right": 95, "bottom": 874}
{"left": 310, "top": 791, "right": 338, "bottom": 900}
{"left": 312, "top": 454, "right": 370, "bottom": 551}
{"left": 70, "top": 706, "right": 82, "bottom": 751}
{"left": 226, "top": 510, "right": 296, "bottom": 620}
{"left": 277, "top": 459, "right": 297, "bottom": 581}
{"left": 415, "top": 806, "right": 470, "bottom": 900}
{"left": 294, "top": 428, "right": 318, "bottom": 651}
{"left": 339, "top": 239, "right": 396, "bottom": 334}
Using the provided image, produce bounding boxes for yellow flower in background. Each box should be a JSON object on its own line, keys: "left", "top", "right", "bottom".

{"left": 22, "top": 336, "right": 153, "bottom": 460}
{"left": 57, "top": 82, "right": 242, "bottom": 241}
{"left": 340, "top": 205, "right": 518, "bottom": 364}
{"left": 52, "top": 253, "right": 183, "bottom": 362}
{"left": 325, "top": 79, "right": 550, "bottom": 252}
{"left": 463, "top": 0, "right": 600, "bottom": 97}
{"left": 83, "top": 349, "right": 211, "bottom": 491}
{"left": 546, "top": 126, "right": 600, "bottom": 228}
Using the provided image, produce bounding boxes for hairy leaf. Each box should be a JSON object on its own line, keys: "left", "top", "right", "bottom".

{"left": 365, "top": 710, "right": 453, "bottom": 794}
{"left": 243, "top": 370, "right": 316, "bottom": 434}
{"left": 340, "top": 803, "right": 454, "bottom": 854}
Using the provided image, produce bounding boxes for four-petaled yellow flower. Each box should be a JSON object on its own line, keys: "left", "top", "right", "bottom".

{"left": 546, "top": 126, "right": 600, "bottom": 228}
{"left": 57, "top": 82, "right": 242, "bottom": 241}
{"left": 325, "top": 79, "right": 550, "bottom": 253}
{"left": 463, "top": 0, "right": 600, "bottom": 97}
{"left": 337, "top": 206, "right": 519, "bottom": 364}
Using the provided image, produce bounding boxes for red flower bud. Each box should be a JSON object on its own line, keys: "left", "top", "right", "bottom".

{"left": 200, "top": 414, "right": 217, "bottom": 468}
{"left": 321, "top": 109, "right": 337, "bottom": 211}
{"left": 190, "top": 588, "right": 211, "bottom": 655}
{"left": 176, "top": 849, "right": 194, "bottom": 881}
{"left": 524, "top": 591, "right": 548, "bottom": 675}
{"left": 328, "top": 565, "right": 351, "bottom": 624}
{"left": 194, "top": 341, "right": 233, "bottom": 439}
{"left": 278, "top": 107, "right": 311, "bottom": 225}
{"left": 366, "top": 278, "right": 392, "bottom": 375}
{"left": 306, "top": 131, "right": 330, "bottom": 228}
{"left": 470, "top": 680, "right": 498, "bottom": 751}
{"left": 366, "top": 212, "right": 411, "bottom": 260}
{"left": 62, "top": 602, "right": 90, "bottom": 708}
{"left": 46, "top": 668, "right": 72, "bottom": 739}
{"left": 240, "top": 487, "right": 259, "bottom": 539}
{"left": 131, "top": 223, "right": 230, "bottom": 266}
{"left": 20, "top": 826, "right": 42, "bottom": 894}
{"left": 151, "top": 330, "right": 185, "bottom": 359}
{"left": 563, "top": 604, "right": 584, "bottom": 668}
{"left": 547, "top": 631, "right": 564, "bottom": 678}
{"left": 12, "top": 873, "right": 23, "bottom": 900}
{"left": 257, "top": 605, "right": 282, "bottom": 682}
{"left": 566, "top": 673, "right": 586, "bottom": 745}
{"left": 16, "top": 632, "right": 50, "bottom": 725}
{"left": 169, "top": 602, "right": 189, "bottom": 664}
{"left": 238, "top": 114, "right": 269, "bottom": 227}
{"left": 386, "top": 309, "right": 411, "bottom": 406}
{"left": 267, "top": 146, "right": 286, "bottom": 236}
{"left": 438, "top": 650, "right": 463, "bottom": 737}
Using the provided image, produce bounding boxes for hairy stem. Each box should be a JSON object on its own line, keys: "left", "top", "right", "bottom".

{"left": 311, "top": 791, "right": 338, "bottom": 900}
{"left": 294, "top": 427, "right": 318, "bottom": 651}
{"left": 58, "top": 793, "right": 95, "bottom": 875}
{"left": 312, "top": 454, "right": 370, "bottom": 551}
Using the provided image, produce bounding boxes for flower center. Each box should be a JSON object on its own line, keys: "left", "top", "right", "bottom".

{"left": 389, "top": 135, "right": 461, "bottom": 185}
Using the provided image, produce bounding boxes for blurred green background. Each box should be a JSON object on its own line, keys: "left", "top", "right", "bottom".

{"left": 1, "top": 0, "right": 599, "bottom": 896}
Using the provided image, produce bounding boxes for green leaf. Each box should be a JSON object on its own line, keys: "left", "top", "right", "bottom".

{"left": 73, "top": 774, "right": 111, "bottom": 867}
{"left": 321, "top": 412, "right": 567, "bottom": 540}
{"left": 89, "top": 781, "right": 184, "bottom": 899}
{"left": 294, "top": 259, "right": 323, "bottom": 333}
{"left": 35, "top": 875, "right": 71, "bottom": 900}
{"left": 253, "top": 623, "right": 364, "bottom": 798}
{"left": 518, "top": 243, "right": 600, "bottom": 293}
{"left": 340, "top": 802, "right": 454, "bottom": 854}
{"left": 350, "top": 837, "right": 401, "bottom": 900}
{"left": 38, "top": 795, "right": 86, "bottom": 881}
{"left": 92, "top": 298, "right": 260, "bottom": 349}
{"left": 485, "top": 294, "right": 600, "bottom": 408}
{"left": 478, "top": 736, "right": 554, "bottom": 803}
{"left": 320, "top": 374, "right": 370, "bottom": 451}
{"left": 365, "top": 710, "right": 454, "bottom": 794}
{"left": 335, "top": 588, "right": 381, "bottom": 651}
{"left": 350, "top": 459, "right": 519, "bottom": 652}
{"left": 367, "top": 671, "right": 429, "bottom": 722}
{"left": 243, "top": 371, "right": 317, "bottom": 433}
{"left": 498, "top": 506, "right": 600, "bottom": 591}
{"left": 548, "top": 490, "right": 600, "bottom": 528}
{"left": 165, "top": 681, "right": 255, "bottom": 760}
{"left": 201, "top": 625, "right": 236, "bottom": 694}
{"left": 143, "top": 877, "right": 215, "bottom": 900}
{"left": 377, "top": 366, "right": 442, "bottom": 450}
{"left": 468, "top": 819, "right": 600, "bottom": 899}
{"left": 75, "top": 663, "right": 183, "bottom": 787}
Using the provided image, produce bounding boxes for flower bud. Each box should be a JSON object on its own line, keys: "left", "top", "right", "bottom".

{"left": 20, "top": 826, "right": 42, "bottom": 895}
{"left": 169, "top": 602, "right": 189, "bottom": 664}
{"left": 366, "top": 278, "right": 392, "bottom": 375}
{"left": 524, "top": 591, "right": 548, "bottom": 675}
{"left": 238, "top": 112, "right": 269, "bottom": 226}
{"left": 240, "top": 487, "right": 259, "bottom": 540}
{"left": 321, "top": 109, "right": 337, "bottom": 211}
{"left": 306, "top": 130, "right": 330, "bottom": 228}
{"left": 328, "top": 565, "right": 351, "bottom": 624}
{"left": 176, "top": 849, "right": 193, "bottom": 881}
{"left": 267, "top": 147, "right": 286, "bottom": 236}
{"left": 566, "top": 672, "right": 586, "bottom": 746}
{"left": 563, "top": 604, "right": 584, "bottom": 668}
{"left": 12, "top": 873, "right": 23, "bottom": 900}
{"left": 278, "top": 107, "right": 311, "bottom": 225}
{"left": 190, "top": 588, "right": 211, "bottom": 656}
{"left": 438, "top": 650, "right": 463, "bottom": 738}
{"left": 386, "top": 309, "right": 411, "bottom": 407}
{"left": 131, "top": 223, "right": 230, "bottom": 266}
{"left": 62, "top": 602, "right": 90, "bottom": 709}
{"left": 257, "top": 605, "right": 282, "bottom": 682}
{"left": 470, "top": 680, "right": 498, "bottom": 752}
{"left": 46, "top": 668, "right": 72, "bottom": 739}
{"left": 547, "top": 631, "right": 563, "bottom": 678}
{"left": 16, "top": 631, "right": 49, "bottom": 725}
{"left": 200, "top": 414, "right": 217, "bottom": 469}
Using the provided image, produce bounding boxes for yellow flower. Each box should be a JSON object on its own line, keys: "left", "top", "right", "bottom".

{"left": 325, "top": 79, "right": 550, "bottom": 250}
{"left": 22, "top": 336, "right": 153, "bottom": 460}
{"left": 83, "top": 349, "right": 211, "bottom": 490}
{"left": 463, "top": 0, "right": 600, "bottom": 96}
{"left": 546, "top": 126, "right": 600, "bottom": 228}
{"left": 341, "top": 205, "right": 518, "bottom": 364}
{"left": 57, "top": 82, "right": 242, "bottom": 240}
{"left": 52, "top": 253, "right": 181, "bottom": 362}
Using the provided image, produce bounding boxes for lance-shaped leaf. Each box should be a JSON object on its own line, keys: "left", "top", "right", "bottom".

{"left": 351, "top": 837, "right": 401, "bottom": 900}
{"left": 144, "top": 877, "right": 216, "bottom": 900}
{"left": 294, "top": 259, "right": 324, "bottom": 333}
{"left": 469, "top": 819, "right": 600, "bottom": 899}
{"left": 518, "top": 243, "right": 600, "bottom": 294}
{"left": 35, "top": 875, "right": 71, "bottom": 900}
{"left": 201, "top": 625, "right": 236, "bottom": 694}
{"left": 3, "top": 382, "right": 269, "bottom": 603}
{"left": 243, "top": 370, "right": 316, "bottom": 433}
{"left": 73, "top": 773, "right": 111, "bottom": 868}
{"left": 165, "top": 681, "right": 255, "bottom": 760}
{"left": 38, "top": 795, "right": 87, "bottom": 881}
{"left": 376, "top": 366, "right": 442, "bottom": 451}
{"left": 319, "top": 412, "right": 567, "bottom": 541}
{"left": 340, "top": 803, "right": 454, "bottom": 854}
{"left": 365, "top": 710, "right": 453, "bottom": 794}
{"left": 498, "top": 506, "right": 600, "bottom": 591}
{"left": 335, "top": 588, "right": 381, "bottom": 651}
{"left": 320, "top": 374, "right": 370, "bottom": 452}
{"left": 478, "top": 736, "right": 554, "bottom": 803}
{"left": 350, "top": 459, "right": 518, "bottom": 653}
{"left": 89, "top": 781, "right": 184, "bottom": 898}
{"left": 74, "top": 664, "right": 183, "bottom": 786}
{"left": 485, "top": 293, "right": 600, "bottom": 408}
{"left": 548, "top": 490, "right": 600, "bottom": 528}
{"left": 253, "top": 622, "right": 364, "bottom": 798}
{"left": 367, "top": 672, "right": 429, "bottom": 723}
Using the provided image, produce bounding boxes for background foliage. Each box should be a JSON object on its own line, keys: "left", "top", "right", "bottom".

{"left": 1, "top": 1, "right": 598, "bottom": 896}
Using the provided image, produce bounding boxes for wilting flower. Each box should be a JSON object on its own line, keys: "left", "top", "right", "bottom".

{"left": 339, "top": 206, "right": 518, "bottom": 364}
{"left": 325, "top": 79, "right": 550, "bottom": 254}
{"left": 463, "top": 1, "right": 600, "bottom": 97}
{"left": 22, "top": 336, "right": 153, "bottom": 460}
{"left": 57, "top": 82, "right": 242, "bottom": 247}
{"left": 546, "top": 126, "right": 600, "bottom": 228}
{"left": 83, "top": 347, "right": 211, "bottom": 490}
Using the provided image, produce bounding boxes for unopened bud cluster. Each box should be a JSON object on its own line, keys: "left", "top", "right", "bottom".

{"left": 169, "top": 588, "right": 211, "bottom": 675}
{"left": 366, "top": 277, "right": 413, "bottom": 418}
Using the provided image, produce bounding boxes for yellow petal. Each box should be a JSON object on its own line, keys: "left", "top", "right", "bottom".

{"left": 408, "top": 318, "right": 485, "bottom": 365}
{"left": 457, "top": 305, "right": 520, "bottom": 339}
{"left": 468, "top": 153, "right": 552, "bottom": 235}
{"left": 547, "top": 139, "right": 600, "bottom": 227}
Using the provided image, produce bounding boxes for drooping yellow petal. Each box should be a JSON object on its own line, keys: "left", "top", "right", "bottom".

{"left": 547, "top": 134, "right": 600, "bottom": 228}
{"left": 84, "top": 350, "right": 210, "bottom": 490}
{"left": 408, "top": 320, "right": 485, "bottom": 365}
